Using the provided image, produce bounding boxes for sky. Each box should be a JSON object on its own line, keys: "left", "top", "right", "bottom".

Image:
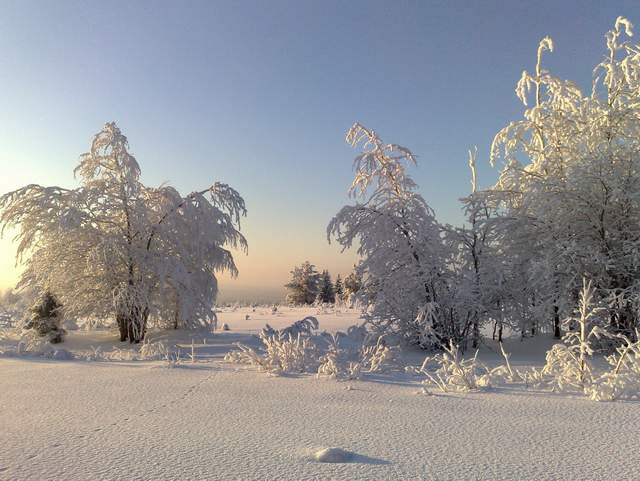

{"left": 0, "top": 0, "right": 638, "bottom": 301}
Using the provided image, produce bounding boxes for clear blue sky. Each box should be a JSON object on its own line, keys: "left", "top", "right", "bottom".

{"left": 0, "top": 0, "right": 638, "bottom": 299}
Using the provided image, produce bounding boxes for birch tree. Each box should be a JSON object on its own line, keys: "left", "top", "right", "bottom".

{"left": 0, "top": 122, "right": 247, "bottom": 342}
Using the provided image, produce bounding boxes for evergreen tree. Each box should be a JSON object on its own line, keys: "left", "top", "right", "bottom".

{"left": 343, "top": 269, "right": 362, "bottom": 300}
{"left": 284, "top": 261, "right": 320, "bottom": 304}
{"left": 24, "top": 291, "right": 65, "bottom": 344}
{"left": 318, "top": 270, "right": 336, "bottom": 304}
{"left": 334, "top": 275, "right": 344, "bottom": 301}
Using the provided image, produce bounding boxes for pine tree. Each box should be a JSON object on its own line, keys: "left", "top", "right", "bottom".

{"left": 284, "top": 261, "right": 320, "bottom": 305}
{"left": 318, "top": 270, "right": 336, "bottom": 304}
{"left": 343, "top": 269, "right": 362, "bottom": 300}
{"left": 334, "top": 275, "right": 344, "bottom": 301}
{"left": 24, "top": 291, "right": 65, "bottom": 344}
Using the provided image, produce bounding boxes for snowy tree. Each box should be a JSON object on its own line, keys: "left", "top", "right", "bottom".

{"left": 489, "top": 17, "right": 640, "bottom": 340}
{"left": 328, "top": 123, "right": 447, "bottom": 346}
{"left": 443, "top": 148, "right": 503, "bottom": 348}
{"left": 0, "top": 289, "right": 26, "bottom": 315}
{"left": 0, "top": 122, "right": 247, "bottom": 342}
{"left": 318, "top": 270, "right": 335, "bottom": 304}
{"left": 343, "top": 269, "right": 362, "bottom": 300}
{"left": 284, "top": 261, "right": 320, "bottom": 305}
{"left": 334, "top": 274, "right": 345, "bottom": 302}
{"left": 23, "top": 291, "right": 65, "bottom": 344}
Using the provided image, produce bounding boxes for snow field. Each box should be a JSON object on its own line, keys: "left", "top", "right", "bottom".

{"left": 1, "top": 307, "right": 639, "bottom": 480}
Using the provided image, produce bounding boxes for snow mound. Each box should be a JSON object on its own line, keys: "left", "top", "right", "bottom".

{"left": 313, "top": 447, "right": 352, "bottom": 463}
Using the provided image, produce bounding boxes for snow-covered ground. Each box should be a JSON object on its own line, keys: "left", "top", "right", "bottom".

{"left": 1, "top": 307, "right": 639, "bottom": 480}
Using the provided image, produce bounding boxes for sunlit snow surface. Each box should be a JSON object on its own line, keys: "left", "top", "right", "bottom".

{"left": 1, "top": 306, "right": 639, "bottom": 480}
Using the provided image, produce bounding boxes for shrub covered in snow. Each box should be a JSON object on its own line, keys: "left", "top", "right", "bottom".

{"left": 225, "top": 330, "right": 318, "bottom": 375}
{"left": 138, "top": 338, "right": 172, "bottom": 361}
{"left": 317, "top": 333, "right": 395, "bottom": 380}
{"left": 538, "top": 279, "right": 640, "bottom": 400}
{"left": 263, "top": 316, "right": 319, "bottom": 338}
{"left": 409, "top": 342, "right": 492, "bottom": 393}
{"left": 407, "top": 280, "right": 640, "bottom": 401}
{"left": 588, "top": 331, "right": 640, "bottom": 401}
{"left": 225, "top": 317, "right": 395, "bottom": 379}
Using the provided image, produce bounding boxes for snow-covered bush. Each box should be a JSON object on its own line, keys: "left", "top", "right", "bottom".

{"left": 162, "top": 349, "right": 183, "bottom": 368}
{"left": 406, "top": 279, "right": 640, "bottom": 400}
{"left": 540, "top": 280, "right": 599, "bottom": 392}
{"left": 80, "top": 340, "right": 178, "bottom": 363}
{"left": 225, "top": 330, "right": 317, "bottom": 375}
{"left": 541, "top": 344, "right": 588, "bottom": 392}
{"left": 12, "top": 329, "right": 74, "bottom": 361}
{"left": 138, "top": 338, "right": 172, "bottom": 361}
{"left": 535, "top": 279, "right": 640, "bottom": 400}
{"left": 317, "top": 334, "right": 360, "bottom": 380}
{"left": 361, "top": 336, "right": 395, "bottom": 373}
{"left": 225, "top": 317, "right": 395, "bottom": 379}
{"left": 317, "top": 334, "right": 395, "bottom": 380}
{"left": 263, "top": 316, "right": 319, "bottom": 338}
{"left": 587, "top": 330, "right": 640, "bottom": 401}
{"left": 409, "top": 342, "right": 491, "bottom": 393}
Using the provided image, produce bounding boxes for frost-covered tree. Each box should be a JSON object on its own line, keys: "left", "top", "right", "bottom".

{"left": 443, "top": 148, "right": 503, "bottom": 348}
{"left": 284, "top": 261, "right": 320, "bottom": 305}
{"left": 334, "top": 274, "right": 345, "bottom": 301}
{"left": 318, "top": 270, "right": 335, "bottom": 304}
{"left": 0, "top": 288, "right": 26, "bottom": 316}
{"left": 328, "top": 123, "right": 446, "bottom": 346}
{"left": 0, "top": 122, "right": 247, "bottom": 342}
{"left": 343, "top": 269, "right": 362, "bottom": 301}
{"left": 489, "top": 17, "right": 640, "bottom": 339}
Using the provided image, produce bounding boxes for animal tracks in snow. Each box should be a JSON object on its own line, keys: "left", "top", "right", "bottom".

{"left": 12, "top": 363, "right": 220, "bottom": 470}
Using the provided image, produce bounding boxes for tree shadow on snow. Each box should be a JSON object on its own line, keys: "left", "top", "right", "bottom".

{"left": 360, "top": 371, "right": 422, "bottom": 388}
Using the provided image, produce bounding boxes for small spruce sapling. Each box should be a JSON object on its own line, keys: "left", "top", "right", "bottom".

{"left": 23, "top": 292, "right": 65, "bottom": 344}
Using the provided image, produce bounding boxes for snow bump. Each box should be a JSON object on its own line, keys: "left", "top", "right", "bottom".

{"left": 313, "top": 447, "right": 352, "bottom": 463}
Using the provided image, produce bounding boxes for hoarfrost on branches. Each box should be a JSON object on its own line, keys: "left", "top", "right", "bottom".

{"left": 0, "top": 123, "right": 247, "bottom": 342}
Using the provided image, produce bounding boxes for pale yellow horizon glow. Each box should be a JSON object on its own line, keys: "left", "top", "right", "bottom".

{"left": 0, "top": 226, "right": 358, "bottom": 301}
{"left": 0, "top": 138, "right": 359, "bottom": 302}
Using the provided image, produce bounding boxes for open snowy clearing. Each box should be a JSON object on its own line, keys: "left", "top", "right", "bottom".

{"left": 1, "top": 307, "right": 639, "bottom": 481}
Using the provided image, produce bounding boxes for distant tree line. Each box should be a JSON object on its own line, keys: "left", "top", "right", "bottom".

{"left": 284, "top": 261, "right": 361, "bottom": 305}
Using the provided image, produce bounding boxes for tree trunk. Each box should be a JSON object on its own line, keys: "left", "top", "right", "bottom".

{"left": 553, "top": 304, "right": 561, "bottom": 339}
{"left": 472, "top": 315, "right": 480, "bottom": 349}
{"left": 118, "top": 305, "right": 149, "bottom": 343}
{"left": 117, "top": 315, "right": 127, "bottom": 342}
